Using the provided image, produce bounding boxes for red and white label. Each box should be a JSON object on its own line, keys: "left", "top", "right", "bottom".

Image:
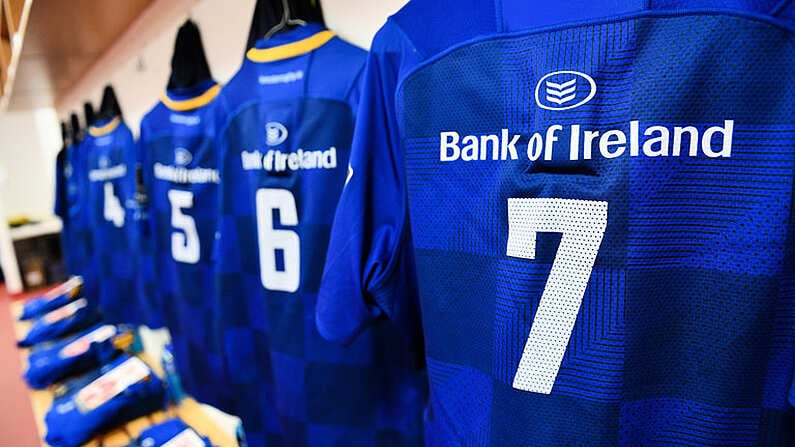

{"left": 59, "top": 325, "right": 117, "bottom": 358}
{"left": 43, "top": 298, "right": 87, "bottom": 324}
{"left": 74, "top": 357, "right": 151, "bottom": 412}
{"left": 161, "top": 428, "right": 206, "bottom": 447}
{"left": 43, "top": 276, "right": 83, "bottom": 300}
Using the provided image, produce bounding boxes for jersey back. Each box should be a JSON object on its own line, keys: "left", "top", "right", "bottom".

{"left": 139, "top": 80, "right": 231, "bottom": 410}
{"left": 214, "top": 24, "right": 425, "bottom": 446}
{"left": 84, "top": 117, "right": 142, "bottom": 324}
{"left": 66, "top": 139, "right": 98, "bottom": 299}
{"left": 321, "top": 2, "right": 795, "bottom": 445}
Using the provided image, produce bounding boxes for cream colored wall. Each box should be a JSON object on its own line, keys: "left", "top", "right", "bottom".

{"left": 0, "top": 108, "right": 60, "bottom": 219}
{"left": 75, "top": 0, "right": 409, "bottom": 136}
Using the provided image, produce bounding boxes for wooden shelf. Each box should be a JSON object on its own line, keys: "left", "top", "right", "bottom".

{"left": 0, "top": 0, "right": 31, "bottom": 110}
{"left": 3, "top": 0, "right": 24, "bottom": 35}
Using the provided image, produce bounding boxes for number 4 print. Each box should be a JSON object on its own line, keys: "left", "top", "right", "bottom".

{"left": 506, "top": 198, "right": 608, "bottom": 394}
{"left": 103, "top": 182, "right": 125, "bottom": 228}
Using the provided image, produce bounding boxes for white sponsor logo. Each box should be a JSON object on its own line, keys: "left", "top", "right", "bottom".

{"left": 259, "top": 70, "right": 304, "bottom": 85}
{"left": 175, "top": 148, "right": 193, "bottom": 166}
{"left": 535, "top": 71, "right": 596, "bottom": 111}
{"left": 154, "top": 163, "right": 219, "bottom": 184}
{"left": 241, "top": 148, "right": 338, "bottom": 172}
{"left": 266, "top": 122, "right": 288, "bottom": 146}
{"left": 439, "top": 121, "right": 734, "bottom": 162}
{"left": 89, "top": 164, "right": 127, "bottom": 182}
{"left": 170, "top": 114, "right": 201, "bottom": 126}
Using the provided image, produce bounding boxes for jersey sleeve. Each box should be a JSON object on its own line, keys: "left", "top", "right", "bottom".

{"left": 316, "top": 22, "right": 424, "bottom": 346}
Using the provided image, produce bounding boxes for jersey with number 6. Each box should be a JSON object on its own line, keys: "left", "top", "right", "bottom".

{"left": 84, "top": 117, "right": 142, "bottom": 324}
{"left": 138, "top": 79, "right": 232, "bottom": 411}
{"left": 213, "top": 23, "right": 425, "bottom": 446}
{"left": 318, "top": 1, "right": 795, "bottom": 445}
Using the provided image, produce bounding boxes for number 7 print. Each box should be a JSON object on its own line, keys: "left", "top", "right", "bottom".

{"left": 506, "top": 198, "right": 608, "bottom": 394}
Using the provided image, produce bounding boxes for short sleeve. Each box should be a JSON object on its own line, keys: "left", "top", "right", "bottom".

{"left": 316, "top": 21, "right": 424, "bottom": 346}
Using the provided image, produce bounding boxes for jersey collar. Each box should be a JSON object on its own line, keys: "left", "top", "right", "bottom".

{"left": 247, "top": 23, "right": 334, "bottom": 63}
{"left": 161, "top": 80, "right": 221, "bottom": 112}
{"left": 88, "top": 116, "right": 121, "bottom": 137}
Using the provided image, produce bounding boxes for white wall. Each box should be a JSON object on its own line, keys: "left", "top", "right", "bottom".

{"left": 0, "top": 108, "right": 60, "bottom": 219}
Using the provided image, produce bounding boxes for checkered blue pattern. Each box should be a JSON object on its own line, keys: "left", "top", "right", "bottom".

{"left": 319, "top": 2, "right": 795, "bottom": 445}
{"left": 214, "top": 24, "right": 425, "bottom": 446}
{"left": 138, "top": 81, "right": 232, "bottom": 411}
{"left": 83, "top": 119, "right": 143, "bottom": 325}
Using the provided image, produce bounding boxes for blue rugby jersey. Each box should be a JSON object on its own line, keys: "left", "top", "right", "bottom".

{"left": 64, "top": 140, "right": 96, "bottom": 295}
{"left": 213, "top": 23, "right": 425, "bottom": 446}
{"left": 318, "top": 1, "right": 795, "bottom": 445}
{"left": 18, "top": 298, "right": 102, "bottom": 348}
{"left": 24, "top": 324, "right": 120, "bottom": 389}
{"left": 44, "top": 355, "right": 165, "bottom": 447}
{"left": 83, "top": 117, "right": 143, "bottom": 324}
{"left": 138, "top": 79, "right": 232, "bottom": 410}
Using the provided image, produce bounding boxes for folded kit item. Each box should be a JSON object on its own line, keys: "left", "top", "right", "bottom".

{"left": 17, "top": 298, "right": 102, "bottom": 348}
{"left": 127, "top": 418, "right": 214, "bottom": 447}
{"left": 24, "top": 324, "right": 133, "bottom": 389}
{"left": 44, "top": 355, "right": 166, "bottom": 447}
{"left": 19, "top": 276, "right": 84, "bottom": 321}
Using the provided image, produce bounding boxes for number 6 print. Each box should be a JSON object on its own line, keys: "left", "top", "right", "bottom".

{"left": 506, "top": 198, "right": 608, "bottom": 394}
{"left": 256, "top": 188, "right": 300, "bottom": 293}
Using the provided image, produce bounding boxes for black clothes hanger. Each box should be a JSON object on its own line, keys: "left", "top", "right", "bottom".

{"left": 264, "top": 0, "right": 307, "bottom": 40}
{"left": 60, "top": 121, "right": 71, "bottom": 149}
{"left": 70, "top": 112, "right": 82, "bottom": 145}
{"left": 246, "top": 0, "right": 324, "bottom": 49}
{"left": 83, "top": 102, "right": 96, "bottom": 128}
{"left": 96, "top": 85, "right": 123, "bottom": 123}
{"left": 167, "top": 19, "right": 213, "bottom": 90}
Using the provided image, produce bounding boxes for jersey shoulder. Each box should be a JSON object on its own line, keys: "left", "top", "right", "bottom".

{"left": 306, "top": 35, "right": 367, "bottom": 101}
{"left": 389, "top": 0, "right": 795, "bottom": 67}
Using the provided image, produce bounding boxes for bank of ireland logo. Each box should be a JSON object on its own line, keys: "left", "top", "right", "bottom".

{"left": 174, "top": 148, "right": 192, "bottom": 166}
{"left": 535, "top": 71, "right": 596, "bottom": 111}
{"left": 265, "top": 122, "right": 288, "bottom": 146}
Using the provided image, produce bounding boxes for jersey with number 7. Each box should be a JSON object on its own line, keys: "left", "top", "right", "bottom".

{"left": 318, "top": 1, "right": 795, "bottom": 445}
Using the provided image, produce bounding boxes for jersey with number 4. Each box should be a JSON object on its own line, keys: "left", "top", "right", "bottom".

{"left": 318, "top": 1, "right": 795, "bottom": 445}
{"left": 214, "top": 23, "right": 425, "bottom": 446}
{"left": 84, "top": 117, "right": 142, "bottom": 324}
{"left": 139, "top": 79, "right": 232, "bottom": 411}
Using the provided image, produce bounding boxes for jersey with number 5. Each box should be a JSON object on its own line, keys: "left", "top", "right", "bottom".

{"left": 213, "top": 23, "right": 425, "bottom": 446}
{"left": 138, "top": 79, "right": 231, "bottom": 411}
{"left": 84, "top": 117, "right": 142, "bottom": 325}
{"left": 318, "top": 1, "right": 795, "bottom": 445}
